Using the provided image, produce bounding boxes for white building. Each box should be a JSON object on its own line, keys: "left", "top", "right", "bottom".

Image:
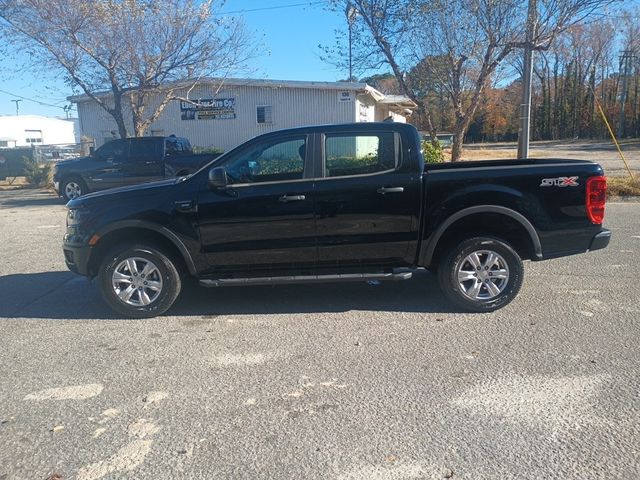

{"left": 0, "top": 115, "right": 79, "bottom": 148}
{"left": 69, "top": 78, "right": 416, "bottom": 151}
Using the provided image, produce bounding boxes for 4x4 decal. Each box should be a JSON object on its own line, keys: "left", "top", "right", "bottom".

{"left": 540, "top": 176, "right": 579, "bottom": 187}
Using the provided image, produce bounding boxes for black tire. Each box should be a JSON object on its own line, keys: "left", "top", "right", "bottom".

{"left": 61, "top": 176, "right": 88, "bottom": 201}
{"left": 99, "top": 244, "right": 182, "bottom": 318}
{"left": 437, "top": 236, "right": 523, "bottom": 312}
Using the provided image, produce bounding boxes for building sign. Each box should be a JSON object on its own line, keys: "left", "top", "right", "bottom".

{"left": 180, "top": 98, "right": 236, "bottom": 120}
{"left": 338, "top": 91, "right": 355, "bottom": 102}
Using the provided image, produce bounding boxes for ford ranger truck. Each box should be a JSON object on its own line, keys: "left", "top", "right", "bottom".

{"left": 62, "top": 123, "right": 610, "bottom": 318}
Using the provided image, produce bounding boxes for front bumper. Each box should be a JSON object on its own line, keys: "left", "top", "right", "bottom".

{"left": 63, "top": 237, "right": 93, "bottom": 276}
{"left": 589, "top": 229, "right": 611, "bottom": 252}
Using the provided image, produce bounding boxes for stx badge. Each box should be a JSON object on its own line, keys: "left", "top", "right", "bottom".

{"left": 540, "top": 176, "right": 579, "bottom": 187}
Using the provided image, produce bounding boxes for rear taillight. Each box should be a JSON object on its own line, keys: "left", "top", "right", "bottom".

{"left": 586, "top": 176, "right": 606, "bottom": 224}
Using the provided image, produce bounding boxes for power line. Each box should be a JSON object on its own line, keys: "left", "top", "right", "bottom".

{"left": 217, "top": 1, "right": 327, "bottom": 15}
{"left": 0, "top": 88, "right": 72, "bottom": 110}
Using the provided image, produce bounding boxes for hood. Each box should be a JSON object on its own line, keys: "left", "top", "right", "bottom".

{"left": 55, "top": 155, "right": 92, "bottom": 168}
{"left": 67, "top": 177, "right": 183, "bottom": 208}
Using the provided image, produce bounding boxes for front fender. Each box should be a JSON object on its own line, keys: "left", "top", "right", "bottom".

{"left": 94, "top": 220, "right": 198, "bottom": 275}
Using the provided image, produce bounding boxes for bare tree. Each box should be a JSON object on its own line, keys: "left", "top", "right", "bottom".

{"left": 0, "top": 0, "right": 256, "bottom": 138}
{"left": 321, "top": 0, "right": 440, "bottom": 139}
{"left": 325, "top": 0, "right": 619, "bottom": 160}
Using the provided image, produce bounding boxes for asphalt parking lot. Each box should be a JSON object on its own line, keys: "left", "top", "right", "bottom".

{"left": 0, "top": 189, "right": 639, "bottom": 480}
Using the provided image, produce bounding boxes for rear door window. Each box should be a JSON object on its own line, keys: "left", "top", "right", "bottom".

{"left": 129, "top": 138, "right": 159, "bottom": 161}
{"left": 324, "top": 132, "right": 399, "bottom": 178}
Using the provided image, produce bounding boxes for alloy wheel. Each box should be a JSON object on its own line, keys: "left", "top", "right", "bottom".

{"left": 456, "top": 249, "right": 510, "bottom": 301}
{"left": 64, "top": 182, "right": 82, "bottom": 199}
{"left": 111, "top": 257, "right": 163, "bottom": 306}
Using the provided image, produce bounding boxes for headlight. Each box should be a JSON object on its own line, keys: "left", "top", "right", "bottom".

{"left": 66, "top": 208, "right": 88, "bottom": 227}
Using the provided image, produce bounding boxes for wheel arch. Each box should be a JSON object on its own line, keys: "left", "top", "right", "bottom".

{"left": 420, "top": 205, "right": 543, "bottom": 268}
{"left": 87, "top": 222, "right": 197, "bottom": 277}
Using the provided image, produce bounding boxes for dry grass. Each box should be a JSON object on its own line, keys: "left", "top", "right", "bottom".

{"left": 460, "top": 148, "right": 516, "bottom": 160}
{"left": 0, "top": 176, "right": 29, "bottom": 190}
{"left": 607, "top": 175, "right": 640, "bottom": 198}
{"left": 460, "top": 147, "right": 553, "bottom": 161}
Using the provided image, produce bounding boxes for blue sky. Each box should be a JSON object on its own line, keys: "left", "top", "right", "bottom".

{"left": 0, "top": 0, "right": 636, "bottom": 118}
{"left": 0, "top": 0, "right": 345, "bottom": 117}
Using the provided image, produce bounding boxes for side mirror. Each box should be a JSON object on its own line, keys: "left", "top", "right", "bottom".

{"left": 208, "top": 166, "right": 228, "bottom": 188}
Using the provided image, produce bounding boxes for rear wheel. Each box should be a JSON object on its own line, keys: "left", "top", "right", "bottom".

{"left": 99, "top": 244, "right": 182, "bottom": 318}
{"left": 438, "top": 236, "right": 523, "bottom": 312}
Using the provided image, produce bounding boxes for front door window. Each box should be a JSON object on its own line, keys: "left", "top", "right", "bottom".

{"left": 222, "top": 137, "right": 307, "bottom": 184}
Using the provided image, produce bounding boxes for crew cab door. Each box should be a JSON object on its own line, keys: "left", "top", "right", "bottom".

{"left": 314, "top": 129, "right": 421, "bottom": 267}
{"left": 86, "top": 139, "right": 128, "bottom": 190}
{"left": 122, "top": 138, "right": 164, "bottom": 185}
{"left": 196, "top": 134, "right": 317, "bottom": 272}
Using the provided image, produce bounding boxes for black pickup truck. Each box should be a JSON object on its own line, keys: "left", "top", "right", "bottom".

{"left": 62, "top": 123, "right": 610, "bottom": 318}
{"left": 53, "top": 136, "right": 220, "bottom": 201}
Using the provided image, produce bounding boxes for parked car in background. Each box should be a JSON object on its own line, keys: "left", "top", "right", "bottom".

{"left": 62, "top": 122, "right": 610, "bottom": 318}
{"left": 420, "top": 132, "right": 454, "bottom": 147}
{"left": 53, "top": 135, "right": 221, "bottom": 201}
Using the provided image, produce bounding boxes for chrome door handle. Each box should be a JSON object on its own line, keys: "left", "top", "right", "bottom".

{"left": 377, "top": 187, "right": 404, "bottom": 194}
{"left": 279, "top": 194, "right": 306, "bottom": 203}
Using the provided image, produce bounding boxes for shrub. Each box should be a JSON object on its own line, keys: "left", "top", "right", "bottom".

{"left": 607, "top": 175, "right": 640, "bottom": 198}
{"left": 23, "top": 157, "right": 52, "bottom": 187}
{"left": 193, "top": 146, "right": 224, "bottom": 155}
{"left": 422, "top": 139, "right": 445, "bottom": 164}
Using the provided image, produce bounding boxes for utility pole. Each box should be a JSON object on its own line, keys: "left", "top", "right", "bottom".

{"left": 517, "top": 0, "right": 537, "bottom": 160}
{"left": 617, "top": 49, "right": 635, "bottom": 138}
{"left": 346, "top": 2, "right": 357, "bottom": 82}
{"left": 11, "top": 99, "right": 22, "bottom": 116}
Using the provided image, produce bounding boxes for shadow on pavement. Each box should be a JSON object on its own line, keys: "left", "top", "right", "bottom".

{"left": 0, "top": 270, "right": 455, "bottom": 320}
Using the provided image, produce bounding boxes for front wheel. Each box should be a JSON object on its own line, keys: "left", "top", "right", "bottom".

{"left": 99, "top": 244, "right": 182, "bottom": 318}
{"left": 61, "top": 176, "right": 87, "bottom": 201}
{"left": 438, "top": 237, "right": 523, "bottom": 312}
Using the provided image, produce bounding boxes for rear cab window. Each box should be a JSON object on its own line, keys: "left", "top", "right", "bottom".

{"left": 165, "top": 137, "right": 183, "bottom": 156}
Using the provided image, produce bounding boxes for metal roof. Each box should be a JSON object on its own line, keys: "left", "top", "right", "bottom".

{"left": 67, "top": 77, "right": 403, "bottom": 104}
{"left": 378, "top": 95, "right": 418, "bottom": 108}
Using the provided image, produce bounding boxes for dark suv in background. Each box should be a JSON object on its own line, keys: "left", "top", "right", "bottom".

{"left": 53, "top": 135, "right": 220, "bottom": 201}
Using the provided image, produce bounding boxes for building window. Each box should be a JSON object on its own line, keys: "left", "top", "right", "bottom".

{"left": 25, "top": 129, "right": 43, "bottom": 144}
{"left": 0, "top": 141, "right": 8, "bottom": 147}
{"left": 257, "top": 105, "right": 273, "bottom": 124}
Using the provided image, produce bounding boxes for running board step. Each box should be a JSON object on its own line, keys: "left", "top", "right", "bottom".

{"left": 199, "top": 271, "right": 412, "bottom": 287}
